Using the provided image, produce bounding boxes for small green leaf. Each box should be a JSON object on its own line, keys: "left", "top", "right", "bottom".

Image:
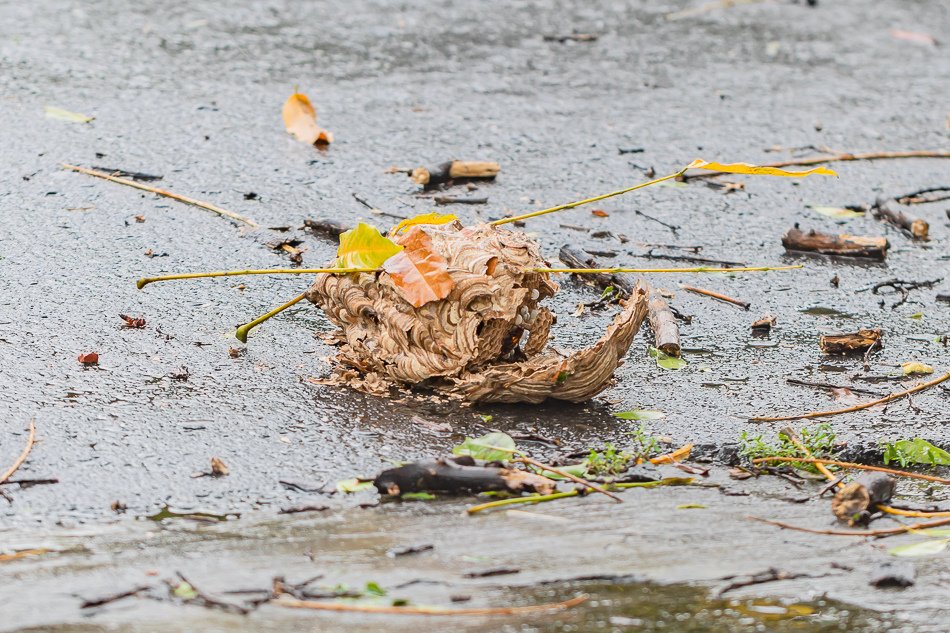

{"left": 172, "top": 581, "right": 198, "bottom": 600}
{"left": 676, "top": 503, "right": 707, "bottom": 510}
{"left": 613, "top": 409, "right": 666, "bottom": 421}
{"left": 807, "top": 205, "right": 865, "bottom": 219}
{"left": 883, "top": 439, "right": 950, "bottom": 466}
{"left": 392, "top": 598, "right": 409, "bottom": 606}
{"left": 453, "top": 432, "right": 516, "bottom": 462}
{"left": 908, "top": 312, "right": 924, "bottom": 320}
{"left": 400, "top": 492, "right": 436, "bottom": 501}
{"left": 44, "top": 105, "right": 94, "bottom": 123}
{"left": 479, "top": 414, "right": 493, "bottom": 423}
{"left": 336, "top": 478, "right": 375, "bottom": 493}
{"left": 600, "top": 285, "right": 615, "bottom": 300}
{"left": 649, "top": 346, "right": 687, "bottom": 370}
{"left": 335, "top": 222, "right": 403, "bottom": 269}
{"left": 888, "top": 538, "right": 949, "bottom": 557}
{"left": 364, "top": 581, "right": 387, "bottom": 596}
{"left": 919, "top": 529, "right": 950, "bottom": 537}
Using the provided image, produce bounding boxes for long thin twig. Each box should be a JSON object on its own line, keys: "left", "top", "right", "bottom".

{"left": 750, "top": 371, "right": 950, "bottom": 421}
{"left": 517, "top": 456, "right": 622, "bottom": 503}
{"left": 272, "top": 594, "right": 588, "bottom": 616}
{"left": 1, "top": 421, "right": 36, "bottom": 486}
{"left": 62, "top": 163, "right": 259, "bottom": 227}
{"left": 747, "top": 514, "right": 950, "bottom": 537}
{"left": 685, "top": 150, "right": 950, "bottom": 180}
{"left": 539, "top": 265, "right": 800, "bottom": 275}
{"left": 751, "top": 457, "right": 950, "bottom": 485}
{"left": 680, "top": 285, "right": 750, "bottom": 309}
{"left": 0, "top": 548, "right": 49, "bottom": 562}
{"left": 137, "top": 265, "right": 804, "bottom": 289}
{"left": 466, "top": 478, "right": 693, "bottom": 515}
{"left": 489, "top": 169, "right": 687, "bottom": 226}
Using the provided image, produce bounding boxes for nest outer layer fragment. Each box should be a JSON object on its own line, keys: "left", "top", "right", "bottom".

{"left": 307, "top": 222, "right": 648, "bottom": 403}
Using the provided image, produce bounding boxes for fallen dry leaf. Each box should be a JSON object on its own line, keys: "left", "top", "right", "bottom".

{"left": 282, "top": 92, "right": 333, "bottom": 145}
{"left": 383, "top": 227, "right": 455, "bottom": 308}
{"left": 689, "top": 159, "right": 837, "bottom": 178}
{"left": 44, "top": 105, "right": 94, "bottom": 123}
{"left": 78, "top": 352, "right": 99, "bottom": 365}
{"left": 591, "top": 209, "right": 610, "bottom": 217}
{"left": 119, "top": 314, "right": 146, "bottom": 328}
{"left": 211, "top": 457, "right": 229, "bottom": 477}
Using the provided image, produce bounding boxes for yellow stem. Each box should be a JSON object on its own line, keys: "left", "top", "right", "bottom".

{"left": 235, "top": 293, "right": 307, "bottom": 343}
{"left": 488, "top": 169, "right": 686, "bottom": 226}
{"left": 137, "top": 268, "right": 377, "bottom": 289}
{"left": 138, "top": 264, "right": 801, "bottom": 289}
{"left": 535, "top": 265, "right": 803, "bottom": 274}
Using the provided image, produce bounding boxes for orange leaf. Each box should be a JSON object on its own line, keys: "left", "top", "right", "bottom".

{"left": 591, "top": 209, "right": 609, "bottom": 217}
{"left": 282, "top": 92, "right": 333, "bottom": 145}
{"left": 382, "top": 227, "right": 455, "bottom": 308}
{"left": 78, "top": 352, "right": 99, "bottom": 365}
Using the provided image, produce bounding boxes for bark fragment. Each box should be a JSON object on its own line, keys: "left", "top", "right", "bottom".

{"left": 832, "top": 472, "right": 896, "bottom": 523}
{"left": 819, "top": 329, "right": 882, "bottom": 355}
{"left": 782, "top": 228, "right": 888, "bottom": 260}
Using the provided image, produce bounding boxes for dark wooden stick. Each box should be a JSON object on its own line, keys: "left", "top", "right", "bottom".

{"left": 782, "top": 228, "right": 888, "bottom": 260}
{"left": 559, "top": 245, "right": 680, "bottom": 355}
{"left": 872, "top": 203, "right": 928, "bottom": 240}
{"left": 433, "top": 195, "right": 488, "bottom": 205}
{"left": 303, "top": 218, "right": 349, "bottom": 239}
{"left": 681, "top": 285, "right": 750, "bottom": 310}
{"left": 558, "top": 245, "right": 636, "bottom": 296}
{"left": 410, "top": 161, "right": 500, "bottom": 187}
{"left": 373, "top": 459, "right": 555, "bottom": 497}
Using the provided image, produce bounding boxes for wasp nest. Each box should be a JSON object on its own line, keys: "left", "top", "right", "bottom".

{"left": 307, "top": 222, "right": 647, "bottom": 403}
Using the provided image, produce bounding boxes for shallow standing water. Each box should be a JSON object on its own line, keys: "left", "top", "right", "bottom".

{"left": 1, "top": 0, "right": 948, "bottom": 630}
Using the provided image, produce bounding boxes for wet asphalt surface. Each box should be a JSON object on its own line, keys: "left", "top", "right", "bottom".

{"left": 1, "top": 0, "right": 949, "bottom": 630}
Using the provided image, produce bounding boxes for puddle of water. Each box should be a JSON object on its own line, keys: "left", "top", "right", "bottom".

{"left": 515, "top": 580, "right": 893, "bottom": 633}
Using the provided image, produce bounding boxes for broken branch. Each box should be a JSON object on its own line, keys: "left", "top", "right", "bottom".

{"left": 272, "top": 593, "right": 588, "bottom": 616}
{"left": 61, "top": 164, "right": 258, "bottom": 228}
{"left": 680, "top": 285, "right": 750, "bottom": 310}
{"left": 1, "top": 421, "right": 36, "bottom": 486}
{"left": 749, "top": 371, "right": 950, "bottom": 421}
{"left": 516, "top": 456, "right": 622, "bottom": 503}
{"left": 750, "top": 457, "right": 950, "bottom": 485}
{"left": 747, "top": 514, "right": 950, "bottom": 537}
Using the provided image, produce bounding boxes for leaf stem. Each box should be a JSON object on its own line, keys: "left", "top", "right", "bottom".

{"left": 137, "top": 268, "right": 377, "bottom": 289}
{"left": 534, "top": 265, "right": 803, "bottom": 274}
{"left": 235, "top": 293, "right": 307, "bottom": 343}
{"left": 489, "top": 169, "right": 687, "bottom": 226}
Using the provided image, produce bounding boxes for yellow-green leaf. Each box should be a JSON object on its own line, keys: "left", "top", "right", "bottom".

{"left": 335, "top": 222, "right": 403, "bottom": 269}
{"left": 688, "top": 159, "right": 837, "bottom": 178}
{"left": 391, "top": 213, "right": 458, "bottom": 235}
{"left": 44, "top": 106, "right": 94, "bottom": 123}
{"left": 901, "top": 361, "right": 934, "bottom": 376}
{"left": 808, "top": 205, "right": 865, "bottom": 219}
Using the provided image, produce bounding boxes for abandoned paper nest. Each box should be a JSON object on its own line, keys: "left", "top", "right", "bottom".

{"left": 307, "top": 222, "right": 648, "bottom": 403}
